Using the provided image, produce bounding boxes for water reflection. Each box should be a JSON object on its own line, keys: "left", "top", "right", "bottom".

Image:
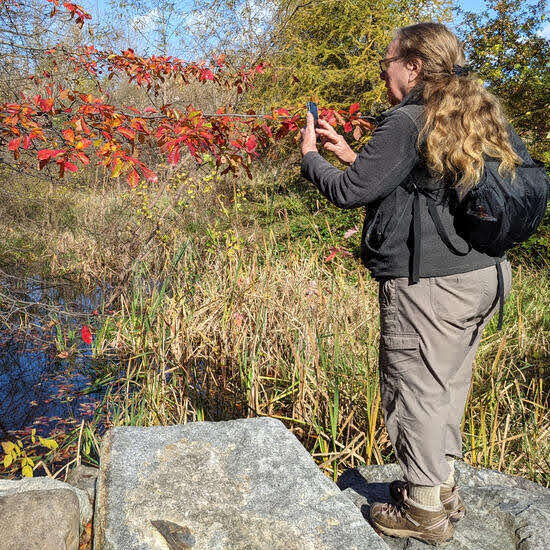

{"left": 0, "top": 275, "right": 110, "bottom": 438}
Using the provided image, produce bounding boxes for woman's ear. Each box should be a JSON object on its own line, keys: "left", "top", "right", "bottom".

{"left": 407, "top": 58, "right": 422, "bottom": 83}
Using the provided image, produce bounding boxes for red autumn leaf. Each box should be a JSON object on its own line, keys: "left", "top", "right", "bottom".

{"left": 75, "top": 151, "right": 90, "bottom": 165}
{"left": 37, "top": 148, "right": 62, "bottom": 160}
{"left": 39, "top": 98, "right": 54, "bottom": 112}
{"left": 64, "top": 161, "right": 78, "bottom": 172}
{"left": 324, "top": 249, "right": 338, "bottom": 262}
{"left": 23, "top": 135, "right": 32, "bottom": 149}
{"left": 321, "top": 110, "right": 337, "bottom": 126}
{"left": 167, "top": 147, "right": 180, "bottom": 165}
{"left": 324, "top": 247, "right": 351, "bottom": 262}
{"left": 349, "top": 103, "right": 360, "bottom": 115}
{"left": 141, "top": 166, "right": 158, "bottom": 183}
{"left": 62, "top": 128, "right": 74, "bottom": 143}
{"left": 245, "top": 135, "right": 256, "bottom": 153}
{"left": 344, "top": 122, "right": 353, "bottom": 133}
{"left": 118, "top": 126, "right": 136, "bottom": 140}
{"left": 277, "top": 108, "right": 290, "bottom": 117}
{"left": 8, "top": 137, "right": 22, "bottom": 151}
{"left": 81, "top": 325, "right": 92, "bottom": 344}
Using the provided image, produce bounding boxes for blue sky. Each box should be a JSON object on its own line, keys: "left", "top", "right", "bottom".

{"left": 455, "top": 0, "right": 486, "bottom": 12}
{"left": 453, "top": 0, "right": 550, "bottom": 38}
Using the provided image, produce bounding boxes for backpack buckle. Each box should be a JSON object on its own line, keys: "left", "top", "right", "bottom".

{"left": 401, "top": 175, "right": 418, "bottom": 194}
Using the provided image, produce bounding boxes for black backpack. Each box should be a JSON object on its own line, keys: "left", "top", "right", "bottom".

{"left": 454, "top": 158, "right": 549, "bottom": 258}
{"left": 397, "top": 104, "right": 550, "bottom": 328}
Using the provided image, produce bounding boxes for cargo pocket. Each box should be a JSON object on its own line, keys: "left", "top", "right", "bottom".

{"left": 379, "top": 333, "right": 421, "bottom": 449}
{"left": 379, "top": 334, "right": 421, "bottom": 375}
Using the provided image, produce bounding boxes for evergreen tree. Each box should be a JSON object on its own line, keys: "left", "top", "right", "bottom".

{"left": 246, "top": 0, "right": 452, "bottom": 113}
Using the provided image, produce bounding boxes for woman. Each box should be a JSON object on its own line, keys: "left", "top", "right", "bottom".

{"left": 300, "top": 22, "right": 531, "bottom": 545}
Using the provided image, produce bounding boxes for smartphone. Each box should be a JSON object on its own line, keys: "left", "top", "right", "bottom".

{"left": 307, "top": 101, "right": 319, "bottom": 127}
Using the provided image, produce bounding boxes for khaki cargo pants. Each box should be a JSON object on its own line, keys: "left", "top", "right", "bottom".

{"left": 378, "top": 261, "right": 512, "bottom": 486}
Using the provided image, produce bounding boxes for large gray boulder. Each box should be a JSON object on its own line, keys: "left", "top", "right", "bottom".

{"left": 0, "top": 476, "right": 93, "bottom": 533}
{"left": 93, "top": 417, "right": 387, "bottom": 550}
{"left": 338, "top": 462, "right": 550, "bottom": 550}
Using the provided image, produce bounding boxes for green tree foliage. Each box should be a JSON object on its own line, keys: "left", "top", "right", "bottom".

{"left": 459, "top": 0, "right": 549, "bottom": 264}
{"left": 246, "top": 0, "right": 452, "bottom": 113}
{"left": 459, "top": 0, "right": 549, "bottom": 162}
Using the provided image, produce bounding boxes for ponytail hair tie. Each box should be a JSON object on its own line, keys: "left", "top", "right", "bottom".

{"left": 452, "top": 65, "right": 471, "bottom": 77}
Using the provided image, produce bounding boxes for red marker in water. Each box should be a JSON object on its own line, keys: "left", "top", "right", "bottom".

{"left": 81, "top": 325, "right": 93, "bottom": 345}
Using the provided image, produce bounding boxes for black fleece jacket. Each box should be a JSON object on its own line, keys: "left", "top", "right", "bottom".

{"left": 300, "top": 89, "right": 518, "bottom": 280}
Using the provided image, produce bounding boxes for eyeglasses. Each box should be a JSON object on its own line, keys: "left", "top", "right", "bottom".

{"left": 378, "top": 55, "right": 401, "bottom": 72}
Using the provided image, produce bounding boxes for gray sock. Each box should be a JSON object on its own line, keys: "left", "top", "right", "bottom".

{"left": 443, "top": 456, "right": 455, "bottom": 488}
{"left": 408, "top": 484, "right": 443, "bottom": 511}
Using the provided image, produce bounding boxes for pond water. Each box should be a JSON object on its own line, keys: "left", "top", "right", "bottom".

{"left": 0, "top": 275, "right": 112, "bottom": 439}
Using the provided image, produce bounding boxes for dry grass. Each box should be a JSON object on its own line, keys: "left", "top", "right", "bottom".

{"left": 1, "top": 166, "right": 548, "bottom": 486}
{"left": 91, "top": 178, "right": 549, "bottom": 484}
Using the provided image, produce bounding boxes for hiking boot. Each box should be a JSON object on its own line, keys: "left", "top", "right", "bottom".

{"left": 370, "top": 493, "right": 454, "bottom": 546}
{"left": 389, "top": 480, "right": 466, "bottom": 522}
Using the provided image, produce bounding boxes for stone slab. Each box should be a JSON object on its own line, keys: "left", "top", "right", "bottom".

{"left": 338, "top": 462, "right": 550, "bottom": 550}
{"left": 94, "top": 417, "right": 388, "bottom": 550}
{"left": 0, "top": 476, "right": 93, "bottom": 533}
{"left": 0, "top": 488, "right": 80, "bottom": 550}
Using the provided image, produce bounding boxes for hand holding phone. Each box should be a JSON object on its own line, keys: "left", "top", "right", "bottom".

{"left": 307, "top": 101, "right": 319, "bottom": 127}
{"left": 306, "top": 101, "right": 320, "bottom": 145}
{"left": 301, "top": 102, "right": 319, "bottom": 155}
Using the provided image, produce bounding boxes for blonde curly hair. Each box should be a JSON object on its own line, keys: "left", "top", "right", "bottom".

{"left": 395, "top": 22, "right": 521, "bottom": 196}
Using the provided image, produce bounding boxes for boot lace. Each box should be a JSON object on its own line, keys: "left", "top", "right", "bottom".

{"left": 379, "top": 499, "right": 409, "bottom": 519}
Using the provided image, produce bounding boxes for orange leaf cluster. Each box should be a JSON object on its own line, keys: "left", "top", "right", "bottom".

{"left": 0, "top": 1, "right": 375, "bottom": 186}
